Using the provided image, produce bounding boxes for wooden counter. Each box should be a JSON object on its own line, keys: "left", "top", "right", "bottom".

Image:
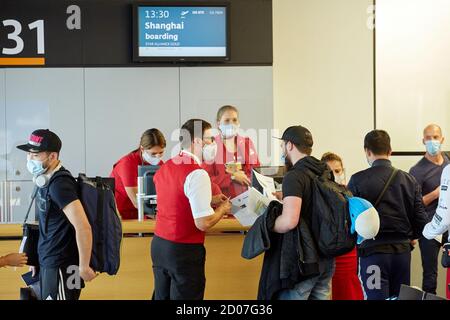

{"left": 0, "top": 219, "right": 261, "bottom": 300}
{"left": 0, "top": 235, "right": 262, "bottom": 300}
{"left": 0, "top": 218, "right": 249, "bottom": 238}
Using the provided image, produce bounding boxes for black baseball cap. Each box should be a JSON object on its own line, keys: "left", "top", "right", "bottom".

{"left": 274, "top": 125, "right": 313, "bottom": 148}
{"left": 16, "top": 129, "right": 62, "bottom": 153}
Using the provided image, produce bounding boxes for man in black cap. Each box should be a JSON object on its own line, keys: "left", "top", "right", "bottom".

{"left": 17, "top": 129, "right": 97, "bottom": 300}
{"left": 273, "top": 125, "right": 335, "bottom": 300}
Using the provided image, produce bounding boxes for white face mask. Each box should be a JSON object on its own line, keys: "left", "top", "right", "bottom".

{"left": 219, "top": 123, "right": 239, "bottom": 139}
{"left": 202, "top": 143, "right": 217, "bottom": 162}
{"left": 334, "top": 173, "right": 346, "bottom": 185}
{"left": 142, "top": 151, "right": 161, "bottom": 166}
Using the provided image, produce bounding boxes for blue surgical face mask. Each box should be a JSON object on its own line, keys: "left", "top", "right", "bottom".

{"left": 26, "top": 159, "right": 47, "bottom": 176}
{"left": 219, "top": 124, "right": 239, "bottom": 139}
{"left": 281, "top": 146, "right": 293, "bottom": 169}
{"left": 425, "top": 140, "right": 442, "bottom": 156}
{"left": 280, "top": 153, "right": 286, "bottom": 164}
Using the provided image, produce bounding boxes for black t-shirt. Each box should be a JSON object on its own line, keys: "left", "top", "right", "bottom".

{"left": 35, "top": 167, "right": 79, "bottom": 268}
{"left": 282, "top": 159, "right": 313, "bottom": 223}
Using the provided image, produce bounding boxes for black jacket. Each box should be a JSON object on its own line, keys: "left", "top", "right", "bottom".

{"left": 348, "top": 159, "right": 428, "bottom": 248}
{"left": 241, "top": 200, "right": 320, "bottom": 300}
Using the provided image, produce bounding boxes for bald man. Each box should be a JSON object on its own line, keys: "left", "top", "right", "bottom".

{"left": 409, "top": 124, "right": 449, "bottom": 294}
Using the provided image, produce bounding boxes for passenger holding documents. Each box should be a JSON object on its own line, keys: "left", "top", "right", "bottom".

{"left": 110, "top": 129, "right": 165, "bottom": 220}
{"left": 271, "top": 126, "right": 335, "bottom": 300}
{"left": 242, "top": 126, "right": 334, "bottom": 300}
{"left": 151, "top": 119, "right": 231, "bottom": 300}
{"left": 202, "top": 105, "right": 260, "bottom": 198}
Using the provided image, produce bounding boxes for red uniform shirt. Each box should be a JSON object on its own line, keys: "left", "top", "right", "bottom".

{"left": 154, "top": 153, "right": 207, "bottom": 244}
{"left": 110, "top": 150, "right": 163, "bottom": 220}
{"left": 202, "top": 134, "right": 260, "bottom": 199}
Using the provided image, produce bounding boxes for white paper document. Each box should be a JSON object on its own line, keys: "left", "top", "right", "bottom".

{"left": 230, "top": 187, "right": 272, "bottom": 226}
{"left": 252, "top": 170, "right": 278, "bottom": 202}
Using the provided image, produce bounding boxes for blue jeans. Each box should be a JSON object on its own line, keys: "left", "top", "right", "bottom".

{"left": 275, "top": 258, "right": 335, "bottom": 300}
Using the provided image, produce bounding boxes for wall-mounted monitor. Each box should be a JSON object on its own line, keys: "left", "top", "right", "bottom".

{"left": 133, "top": 2, "right": 230, "bottom": 62}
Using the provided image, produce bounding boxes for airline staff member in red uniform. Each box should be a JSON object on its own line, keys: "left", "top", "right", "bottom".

{"left": 152, "top": 119, "right": 231, "bottom": 300}
{"left": 110, "top": 129, "right": 165, "bottom": 220}
{"left": 321, "top": 152, "right": 363, "bottom": 300}
{"left": 202, "top": 105, "right": 260, "bottom": 199}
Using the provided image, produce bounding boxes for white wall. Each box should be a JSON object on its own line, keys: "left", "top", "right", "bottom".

{"left": 376, "top": 0, "right": 450, "bottom": 151}
{"left": 273, "top": 0, "right": 374, "bottom": 177}
{"left": 0, "top": 67, "right": 273, "bottom": 222}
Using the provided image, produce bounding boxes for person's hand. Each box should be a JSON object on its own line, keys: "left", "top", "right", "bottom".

{"left": 211, "top": 193, "right": 228, "bottom": 206}
{"left": 272, "top": 191, "right": 283, "bottom": 201}
{"left": 411, "top": 239, "right": 418, "bottom": 246}
{"left": 79, "top": 266, "right": 98, "bottom": 282}
{"left": 232, "top": 171, "right": 251, "bottom": 186}
{"left": 4, "top": 253, "right": 28, "bottom": 267}
{"left": 218, "top": 199, "right": 232, "bottom": 215}
{"left": 29, "top": 266, "right": 37, "bottom": 277}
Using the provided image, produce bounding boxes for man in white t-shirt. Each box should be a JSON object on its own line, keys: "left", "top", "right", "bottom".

{"left": 423, "top": 164, "right": 450, "bottom": 239}
{"left": 423, "top": 163, "right": 450, "bottom": 299}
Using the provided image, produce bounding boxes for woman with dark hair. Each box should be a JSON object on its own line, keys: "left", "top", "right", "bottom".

{"left": 321, "top": 152, "right": 363, "bottom": 300}
{"left": 110, "top": 129, "right": 166, "bottom": 220}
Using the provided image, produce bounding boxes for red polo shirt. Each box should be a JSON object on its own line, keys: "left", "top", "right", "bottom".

{"left": 110, "top": 150, "right": 163, "bottom": 220}
{"left": 202, "top": 134, "right": 260, "bottom": 199}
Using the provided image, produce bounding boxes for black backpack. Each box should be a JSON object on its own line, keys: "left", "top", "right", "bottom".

{"left": 305, "top": 169, "right": 356, "bottom": 258}
{"left": 46, "top": 171, "right": 123, "bottom": 275}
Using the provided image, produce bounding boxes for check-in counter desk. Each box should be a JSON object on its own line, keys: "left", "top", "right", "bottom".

{"left": 0, "top": 219, "right": 263, "bottom": 300}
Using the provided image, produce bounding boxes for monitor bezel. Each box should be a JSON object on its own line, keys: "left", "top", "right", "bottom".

{"left": 132, "top": 1, "right": 231, "bottom": 62}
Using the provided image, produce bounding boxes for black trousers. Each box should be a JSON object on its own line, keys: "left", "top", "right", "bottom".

{"left": 419, "top": 237, "right": 441, "bottom": 294}
{"left": 151, "top": 235, "right": 206, "bottom": 300}
{"left": 40, "top": 265, "right": 84, "bottom": 300}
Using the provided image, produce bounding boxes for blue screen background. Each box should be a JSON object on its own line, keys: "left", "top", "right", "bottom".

{"left": 138, "top": 6, "right": 227, "bottom": 48}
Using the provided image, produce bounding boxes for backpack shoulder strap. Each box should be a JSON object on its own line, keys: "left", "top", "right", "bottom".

{"left": 45, "top": 170, "right": 76, "bottom": 201}
{"left": 44, "top": 169, "right": 77, "bottom": 233}
{"left": 374, "top": 168, "right": 399, "bottom": 207}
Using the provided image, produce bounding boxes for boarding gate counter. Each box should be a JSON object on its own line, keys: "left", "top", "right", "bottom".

{"left": 0, "top": 219, "right": 263, "bottom": 300}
